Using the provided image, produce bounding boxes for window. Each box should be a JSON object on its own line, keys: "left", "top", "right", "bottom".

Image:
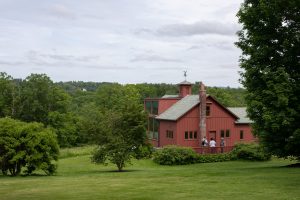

{"left": 145, "top": 101, "right": 151, "bottom": 113}
{"left": 185, "top": 130, "right": 198, "bottom": 139}
{"left": 166, "top": 130, "right": 173, "bottom": 138}
{"left": 226, "top": 129, "right": 230, "bottom": 137}
{"left": 145, "top": 101, "right": 158, "bottom": 115}
{"left": 152, "top": 101, "right": 158, "bottom": 115}
{"left": 189, "top": 131, "right": 193, "bottom": 139}
{"left": 240, "top": 130, "right": 244, "bottom": 139}
{"left": 148, "top": 117, "right": 159, "bottom": 140}
{"left": 194, "top": 131, "right": 197, "bottom": 139}
{"left": 220, "top": 130, "right": 225, "bottom": 138}
{"left": 185, "top": 131, "right": 188, "bottom": 139}
{"left": 206, "top": 106, "right": 210, "bottom": 116}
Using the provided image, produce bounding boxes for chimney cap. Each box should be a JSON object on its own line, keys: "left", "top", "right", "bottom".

{"left": 177, "top": 80, "right": 192, "bottom": 85}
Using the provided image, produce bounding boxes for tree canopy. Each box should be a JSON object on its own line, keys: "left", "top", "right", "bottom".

{"left": 0, "top": 118, "right": 59, "bottom": 176}
{"left": 91, "top": 85, "right": 148, "bottom": 171}
{"left": 236, "top": 0, "right": 300, "bottom": 159}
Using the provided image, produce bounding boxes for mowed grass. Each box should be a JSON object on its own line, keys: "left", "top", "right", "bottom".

{"left": 0, "top": 147, "right": 300, "bottom": 200}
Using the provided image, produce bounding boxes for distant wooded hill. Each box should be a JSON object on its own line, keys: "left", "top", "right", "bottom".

{"left": 56, "top": 81, "right": 246, "bottom": 107}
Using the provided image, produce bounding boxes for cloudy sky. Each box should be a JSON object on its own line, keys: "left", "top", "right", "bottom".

{"left": 0, "top": 0, "right": 244, "bottom": 87}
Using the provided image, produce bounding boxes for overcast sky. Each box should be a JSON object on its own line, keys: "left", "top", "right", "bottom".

{"left": 0, "top": 0, "right": 244, "bottom": 87}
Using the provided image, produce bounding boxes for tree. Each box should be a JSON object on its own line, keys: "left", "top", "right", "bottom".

{"left": 18, "top": 74, "right": 70, "bottom": 124}
{"left": 0, "top": 118, "right": 59, "bottom": 176}
{"left": 0, "top": 72, "right": 20, "bottom": 118}
{"left": 91, "top": 85, "right": 148, "bottom": 171}
{"left": 47, "top": 111, "right": 80, "bottom": 147}
{"left": 236, "top": 0, "right": 300, "bottom": 159}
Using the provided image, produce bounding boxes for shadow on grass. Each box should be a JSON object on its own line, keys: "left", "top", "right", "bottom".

{"left": 92, "top": 169, "right": 142, "bottom": 173}
{"left": 0, "top": 173, "right": 49, "bottom": 178}
{"left": 238, "top": 163, "right": 300, "bottom": 171}
{"left": 284, "top": 163, "right": 300, "bottom": 168}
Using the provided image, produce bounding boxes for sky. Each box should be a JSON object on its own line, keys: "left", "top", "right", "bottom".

{"left": 0, "top": 0, "right": 244, "bottom": 87}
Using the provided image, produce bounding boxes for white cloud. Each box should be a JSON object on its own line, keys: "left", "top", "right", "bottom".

{"left": 0, "top": 0, "right": 244, "bottom": 87}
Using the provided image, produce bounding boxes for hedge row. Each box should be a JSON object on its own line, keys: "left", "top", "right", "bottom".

{"left": 153, "top": 143, "right": 271, "bottom": 165}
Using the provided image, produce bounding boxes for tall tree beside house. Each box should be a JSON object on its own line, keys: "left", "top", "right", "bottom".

{"left": 236, "top": 0, "right": 300, "bottom": 159}
{"left": 91, "top": 85, "right": 147, "bottom": 171}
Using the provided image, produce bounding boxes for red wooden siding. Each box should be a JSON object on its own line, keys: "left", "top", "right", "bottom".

{"left": 176, "top": 106, "right": 200, "bottom": 147}
{"left": 158, "top": 98, "right": 179, "bottom": 114}
{"left": 206, "top": 96, "right": 255, "bottom": 146}
{"left": 179, "top": 85, "right": 192, "bottom": 97}
{"left": 159, "top": 121, "right": 177, "bottom": 147}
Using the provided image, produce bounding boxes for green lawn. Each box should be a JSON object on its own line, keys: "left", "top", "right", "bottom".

{"left": 0, "top": 148, "right": 299, "bottom": 200}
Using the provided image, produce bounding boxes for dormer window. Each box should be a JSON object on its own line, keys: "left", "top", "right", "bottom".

{"left": 206, "top": 106, "right": 210, "bottom": 116}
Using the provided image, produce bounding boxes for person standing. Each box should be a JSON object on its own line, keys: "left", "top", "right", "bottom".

{"left": 220, "top": 137, "right": 226, "bottom": 153}
{"left": 209, "top": 138, "right": 216, "bottom": 153}
{"left": 202, "top": 136, "right": 208, "bottom": 147}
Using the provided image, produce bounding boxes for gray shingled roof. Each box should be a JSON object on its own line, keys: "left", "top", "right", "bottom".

{"left": 156, "top": 95, "right": 199, "bottom": 121}
{"left": 156, "top": 95, "right": 252, "bottom": 123}
{"left": 227, "top": 107, "right": 253, "bottom": 124}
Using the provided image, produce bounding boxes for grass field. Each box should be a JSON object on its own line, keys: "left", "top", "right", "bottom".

{"left": 0, "top": 147, "right": 299, "bottom": 200}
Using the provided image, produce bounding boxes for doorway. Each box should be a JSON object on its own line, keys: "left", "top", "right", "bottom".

{"left": 209, "top": 131, "right": 216, "bottom": 141}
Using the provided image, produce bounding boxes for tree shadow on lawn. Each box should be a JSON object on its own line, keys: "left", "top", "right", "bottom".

{"left": 239, "top": 163, "right": 300, "bottom": 171}
{"left": 283, "top": 163, "right": 300, "bottom": 168}
{"left": 0, "top": 173, "right": 49, "bottom": 178}
{"left": 90, "top": 169, "right": 142, "bottom": 173}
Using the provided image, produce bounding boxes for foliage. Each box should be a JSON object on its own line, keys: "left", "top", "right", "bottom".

{"left": 231, "top": 143, "right": 272, "bottom": 161}
{"left": 196, "top": 153, "right": 235, "bottom": 163}
{"left": 236, "top": 0, "right": 300, "bottom": 160}
{"left": 47, "top": 111, "right": 80, "bottom": 147}
{"left": 153, "top": 146, "right": 198, "bottom": 165}
{"left": 0, "top": 118, "right": 59, "bottom": 176}
{"left": 153, "top": 144, "right": 271, "bottom": 165}
{"left": 0, "top": 72, "right": 20, "bottom": 118}
{"left": 133, "top": 143, "right": 154, "bottom": 159}
{"left": 91, "top": 85, "right": 148, "bottom": 171}
{"left": 18, "top": 74, "right": 70, "bottom": 124}
{"left": 153, "top": 146, "right": 235, "bottom": 165}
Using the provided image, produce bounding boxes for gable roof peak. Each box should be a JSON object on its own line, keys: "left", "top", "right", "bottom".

{"left": 177, "top": 80, "right": 192, "bottom": 85}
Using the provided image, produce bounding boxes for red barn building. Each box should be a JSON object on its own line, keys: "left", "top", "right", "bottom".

{"left": 145, "top": 81, "right": 255, "bottom": 153}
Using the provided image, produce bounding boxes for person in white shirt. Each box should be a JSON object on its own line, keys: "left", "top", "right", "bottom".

{"left": 209, "top": 138, "right": 216, "bottom": 147}
{"left": 209, "top": 138, "right": 216, "bottom": 153}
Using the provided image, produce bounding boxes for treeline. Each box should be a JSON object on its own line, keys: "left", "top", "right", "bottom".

{"left": 0, "top": 72, "right": 246, "bottom": 148}
{"left": 57, "top": 81, "right": 246, "bottom": 108}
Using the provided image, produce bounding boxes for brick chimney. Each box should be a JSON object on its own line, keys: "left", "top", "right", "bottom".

{"left": 178, "top": 81, "right": 192, "bottom": 98}
{"left": 199, "top": 82, "right": 206, "bottom": 144}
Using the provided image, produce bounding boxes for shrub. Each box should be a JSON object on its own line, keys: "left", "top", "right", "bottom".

{"left": 196, "top": 153, "right": 235, "bottom": 163}
{"left": 153, "top": 146, "right": 198, "bottom": 165}
{"left": 231, "top": 143, "right": 271, "bottom": 161}
{"left": 153, "top": 144, "right": 271, "bottom": 166}
{"left": 134, "top": 144, "right": 154, "bottom": 159}
{"left": 0, "top": 118, "right": 59, "bottom": 176}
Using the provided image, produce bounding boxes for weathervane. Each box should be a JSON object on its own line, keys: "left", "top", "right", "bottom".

{"left": 183, "top": 70, "right": 187, "bottom": 81}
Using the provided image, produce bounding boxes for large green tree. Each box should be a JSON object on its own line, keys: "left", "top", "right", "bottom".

{"left": 91, "top": 85, "right": 148, "bottom": 171}
{"left": 236, "top": 0, "right": 300, "bottom": 159}
{"left": 19, "top": 74, "right": 70, "bottom": 124}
